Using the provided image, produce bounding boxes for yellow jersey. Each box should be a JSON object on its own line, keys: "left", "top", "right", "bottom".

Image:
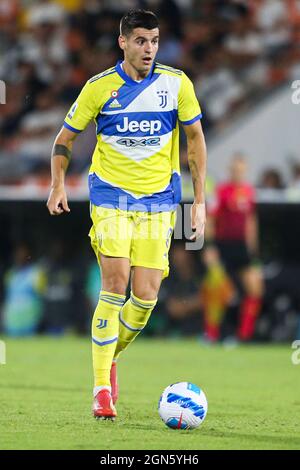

{"left": 64, "top": 60, "right": 201, "bottom": 211}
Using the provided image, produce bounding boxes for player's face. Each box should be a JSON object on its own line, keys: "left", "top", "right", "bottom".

{"left": 119, "top": 28, "right": 159, "bottom": 76}
{"left": 230, "top": 159, "right": 247, "bottom": 183}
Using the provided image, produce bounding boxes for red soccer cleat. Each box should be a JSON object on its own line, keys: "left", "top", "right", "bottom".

{"left": 110, "top": 361, "right": 119, "bottom": 404}
{"left": 93, "top": 389, "right": 117, "bottom": 420}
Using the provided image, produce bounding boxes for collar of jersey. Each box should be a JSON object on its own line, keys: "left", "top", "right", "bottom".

{"left": 115, "top": 60, "right": 156, "bottom": 85}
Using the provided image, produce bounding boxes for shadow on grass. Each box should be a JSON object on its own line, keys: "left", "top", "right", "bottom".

{"left": 0, "top": 383, "right": 88, "bottom": 393}
{"left": 117, "top": 420, "right": 300, "bottom": 448}
{"left": 201, "top": 428, "right": 300, "bottom": 447}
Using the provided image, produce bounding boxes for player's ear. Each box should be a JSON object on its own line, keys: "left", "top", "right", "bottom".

{"left": 118, "top": 35, "right": 126, "bottom": 51}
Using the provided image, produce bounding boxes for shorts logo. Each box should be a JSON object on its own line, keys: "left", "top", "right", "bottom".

{"left": 116, "top": 117, "right": 161, "bottom": 135}
{"left": 117, "top": 137, "right": 160, "bottom": 147}
{"left": 96, "top": 319, "right": 108, "bottom": 329}
{"left": 157, "top": 90, "right": 168, "bottom": 108}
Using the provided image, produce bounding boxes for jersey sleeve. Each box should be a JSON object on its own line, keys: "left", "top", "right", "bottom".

{"left": 178, "top": 72, "right": 202, "bottom": 125}
{"left": 63, "top": 81, "right": 97, "bottom": 133}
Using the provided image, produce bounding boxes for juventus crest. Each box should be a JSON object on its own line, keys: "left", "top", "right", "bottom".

{"left": 157, "top": 90, "right": 168, "bottom": 108}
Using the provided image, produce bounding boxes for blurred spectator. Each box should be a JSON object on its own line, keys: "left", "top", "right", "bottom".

{"left": 207, "top": 155, "right": 264, "bottom": 341}
{"left": 199, "top": 244, "right": 235, "bottom": 342}
{"left": 258, "top": 168, "right": 286, "bottom": 189}
{"left": 17, "top": 90, "right": 66, "bottom": 172}
{"left": 181, "top": 16, "right": 216, "bottom": 76}
{"left": 0, "top": 0, "right": 19, "bottom": 27}
{"left": 254, "top": 0, "right": 291, "bottom": 55}
{"left": 194, "top": 48, "right": 245, "bottom": 127}
{"left": 21, "top": 3, "right": 68, "bottom": 85}
{"left": 223, "top": 15, "right": 264, "bottom": 67}
{"left": 26, "top": 0, "right": 66, "bottom": 27}
{"left": 261, "top": 260, "right": 300, "bottom": 341}
{"left": 155, "top": 18, "right": 183, "bottom": 66}
{"left": 163, "top": 242, "right": 201, "bottom": 335}
{"left": 290, "top": 162, "right": 300, "bottom": 188}
{"left": 85, "top": 259, "right": 102, "bottom": 311}
{"left": 1, "top": 243, "right": 46, "bottom": 336}
{"left": 254, "top": 0, "right": 286, "bottom": 30}
{"left": 285, "top": 161, "right": 300, "bottom": 201}
{"left": 155, "top": 0, "right": 183, "bottom": 39}
{"left": 41, "top": 239, "right": 84, "bottom": 334}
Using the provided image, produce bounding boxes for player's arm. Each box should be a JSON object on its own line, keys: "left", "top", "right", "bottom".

{"left": 47, "top": 79, "right": 96, "bottom": 216}
{"left": 47, "top": 127, "right": 77, "bottom": 216}
{"left": 183, "top": 120, "right": 207, "bottom": 241}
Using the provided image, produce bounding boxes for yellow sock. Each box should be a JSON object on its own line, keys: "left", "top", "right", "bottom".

{"left": 92, "top": 290, "right": 126, "bottom": 387}
{"left": 114, "top": 292, "right": 157, "bottom": 360}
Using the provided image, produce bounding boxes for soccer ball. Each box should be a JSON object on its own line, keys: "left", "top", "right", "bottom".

{"left": 158, "top": 382, "right": 208, "bottom": 430}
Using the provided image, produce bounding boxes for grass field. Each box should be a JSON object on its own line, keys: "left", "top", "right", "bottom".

{"left": 0, "top": 336, "right": 299, "bottom": 450}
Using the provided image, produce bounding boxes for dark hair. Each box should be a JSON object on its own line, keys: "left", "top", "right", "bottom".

{"left": 120, "top": 9, "right": 159, "bottom": 37}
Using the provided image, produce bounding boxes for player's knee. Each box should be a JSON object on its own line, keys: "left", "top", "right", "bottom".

{"left": 132, "top": 285, "right": 159, "bottom": 301}
{"left": 245, "top": 282, "right": 264, "bottom": 298}
{"left": 102, "top": 274, "right": 128, "bottom": 296}
{"left": 243, "top": 268, "right": 264, "bottom": 297}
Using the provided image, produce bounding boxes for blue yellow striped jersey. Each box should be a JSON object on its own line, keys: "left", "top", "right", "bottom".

{"left": 64, "top": 60, "right": 202, "bottom": 211}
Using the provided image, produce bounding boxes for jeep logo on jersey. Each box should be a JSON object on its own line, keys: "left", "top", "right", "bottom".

{"left": 116, "top": 117, "right": 161, "bottom": 135}
{"left": 117, "top": 137, "right": 160, "bottom": 147}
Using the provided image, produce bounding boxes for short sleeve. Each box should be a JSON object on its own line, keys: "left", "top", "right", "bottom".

{"left": 178, "top": 72, "right": 202, "bottom": 125}
{"left": 64, "top": 81, "right": 97, "bottom": 133}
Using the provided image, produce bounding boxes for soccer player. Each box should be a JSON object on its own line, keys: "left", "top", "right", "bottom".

{"left": 207, "top": 155, "right": 264, "bottom": 341}
{"left": 47, "top": 9, "right": 207, "bottom": 420}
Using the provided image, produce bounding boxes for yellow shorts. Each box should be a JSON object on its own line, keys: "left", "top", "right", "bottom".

{"left": 89, "top": 205, "right": 176, "bottom": 278}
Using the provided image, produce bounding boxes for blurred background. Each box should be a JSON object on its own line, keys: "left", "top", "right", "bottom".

{"left": 1, "top": 0, "right": 300, "bottom": 343}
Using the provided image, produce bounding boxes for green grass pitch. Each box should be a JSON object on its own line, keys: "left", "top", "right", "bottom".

{"left": 0, "top": 336, "right": 299, "bottom": 450}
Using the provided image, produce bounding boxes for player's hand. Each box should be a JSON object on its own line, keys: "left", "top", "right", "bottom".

{"left": 190, "top": 202, "right": 206, "bottom": 241}
{"left": 47, "top": 185, "right": 70, "bottom": 216}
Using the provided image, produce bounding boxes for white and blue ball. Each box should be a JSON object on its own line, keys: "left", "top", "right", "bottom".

{"left": 158, "top": 382, "right": 208, "bottom": 430}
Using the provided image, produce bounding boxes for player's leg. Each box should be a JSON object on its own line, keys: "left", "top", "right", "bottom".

{"left": 114, "top": 210, "right": 175, "bottom": 360}
{"left": 237, "top": 265, "right": 264, "bottom": 341}
{"left": 114, "top": 266, "right": 162, "bottom": 359}
{"left": 92, "top": 255, "right": 130, "bottom": 391}
{"left": 89, "top": 205, "right": 132, "bottom": 417}
{"left": 92, "top": 255, "right": 130, "bottom": 416}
